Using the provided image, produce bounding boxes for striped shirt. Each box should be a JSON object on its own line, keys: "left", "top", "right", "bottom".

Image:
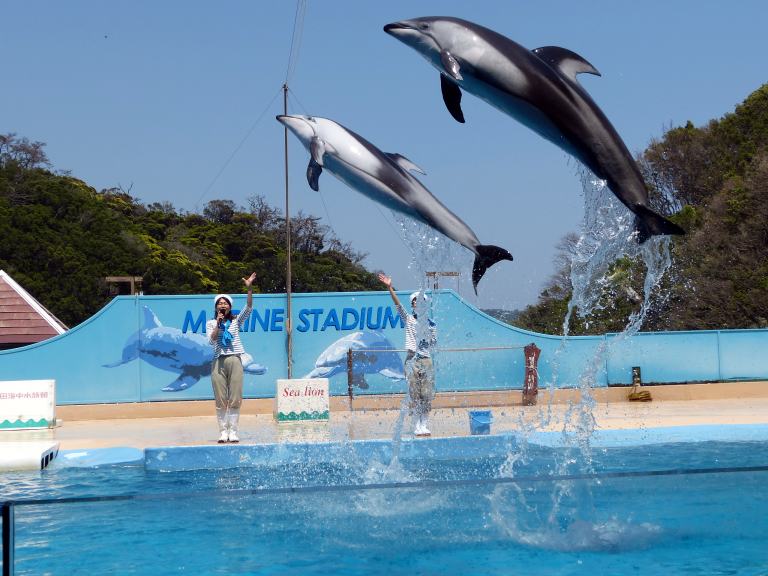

{"left": 396, "top": 304, "right": 437, "bottom": 358}
{"left": 207, "top": 304, "right": 252, "bottom": 359}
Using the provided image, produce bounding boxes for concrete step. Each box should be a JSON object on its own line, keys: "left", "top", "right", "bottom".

{"left": 0, "top": 441, "right": 60, "bottom": 471}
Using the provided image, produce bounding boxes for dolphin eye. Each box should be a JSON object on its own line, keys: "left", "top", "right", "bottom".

{"left": 418, "top": 23, "right": 429, "bottom": 31}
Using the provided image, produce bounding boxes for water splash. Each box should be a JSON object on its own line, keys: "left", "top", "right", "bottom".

{"left": 491, "top": 167, "right": 675, "bottom": 549}
{"left": 394, "top": 215, "right": 473, "bottom": 300}
{"left": 565, "top": 169, "right": 673, "bottom": 337}
{"left": 560, "top": 169, "right": 673, "bottom": 446}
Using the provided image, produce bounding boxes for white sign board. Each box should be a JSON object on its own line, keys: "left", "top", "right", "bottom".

{"left": 275, "top": 378, "right": 329, "bottom": 421}
{"left": 0, "top": 380, "right": 56, "bottom": 430}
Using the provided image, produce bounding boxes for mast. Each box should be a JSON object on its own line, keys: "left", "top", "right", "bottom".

{"left": 283, "top": 83, "right": 293, "bottom": 378}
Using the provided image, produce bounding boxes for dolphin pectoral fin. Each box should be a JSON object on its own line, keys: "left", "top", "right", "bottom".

{"left": 306, "top": 366, "right": 336, "bottom": 379}
{"left": 310, "top": 136, "right": 325, "bottom": 166}
{"left": 243, "top": 363, "right": 267, "bottom": 375}
{"left": 532, "top": 46, "right": 601, "bottom": 83}
{"left": 380, "top": 368, "right": 405, "bottom": 381}
{"left": 440, "top": 74, "right": 465, "bottom": 123}
{"left": 306, "top": 158, "right": 323, "bottom": 191}
{"left": 162, "top": 373, "right": 199, "bottom": 392}
{"left": 440, "top": 49, "right": 463, "bottom": 81}
{"left": 633, "top": 205, "right": 686, "bottom": 244}
{"left": 386, "top": 153, "right": 427, "bottom": 175}
{"left": 472, "top": 245, "right": 514, "bottom": 294}
{"left": 102, "top": 359, "right": 128, "bottom": 368}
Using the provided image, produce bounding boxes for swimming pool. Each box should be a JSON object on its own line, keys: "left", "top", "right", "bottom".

{"left": 2, "top": 430, "right": 768, "bottom": 575}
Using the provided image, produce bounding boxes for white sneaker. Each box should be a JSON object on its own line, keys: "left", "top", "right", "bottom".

{"left": 216, "top": 408, "right": 228, "bottom": 443}
{"left": 226, "top": 411, "right": 240, "bottom": 443}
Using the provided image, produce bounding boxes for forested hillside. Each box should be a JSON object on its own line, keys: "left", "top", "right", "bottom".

{"left": 0, "top": 134, "right": 379, "bottom": 327}
{"left": 516, "top": 83, "right": 768, "bottom": 334}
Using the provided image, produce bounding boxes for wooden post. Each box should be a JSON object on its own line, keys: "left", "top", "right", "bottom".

{"left": 522, "top": 343, "right": 541, "bottom": 406}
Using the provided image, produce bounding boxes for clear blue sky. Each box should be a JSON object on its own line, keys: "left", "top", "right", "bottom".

{"left": 2, "top": 1, "right": 766, "bottom": 309}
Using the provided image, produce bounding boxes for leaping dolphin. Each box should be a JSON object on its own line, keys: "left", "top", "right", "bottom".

{"left": 276, "top": 114, "right": 512, "bottom": 292}
{"left": 384, "top": 17, "right": 685, "bottom": 243}
{"left": 103, "top": 306, "right": 267, "bottom": 391}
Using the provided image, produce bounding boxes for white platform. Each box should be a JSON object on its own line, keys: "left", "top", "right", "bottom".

{"left": 0, "top": 441, "right": 60, "bottom": 471}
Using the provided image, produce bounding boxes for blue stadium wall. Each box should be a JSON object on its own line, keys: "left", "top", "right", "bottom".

{"left": 0, "top": 290, "right": 766, "bottom": 405}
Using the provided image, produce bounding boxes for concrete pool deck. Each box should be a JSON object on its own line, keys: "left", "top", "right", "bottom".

{"left": 2, "top": 382, "right": 767, "bottom": 451}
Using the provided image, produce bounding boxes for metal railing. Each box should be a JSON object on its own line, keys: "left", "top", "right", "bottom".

{"left": 2, "top": 503, "right": 12, "bottom": 576}
{"left": 344, "top": 345, "right": 532, "bottom": 408}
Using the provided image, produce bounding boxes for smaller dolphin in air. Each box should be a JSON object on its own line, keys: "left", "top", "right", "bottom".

{"left": 305, "top": 330, "right": 404, "bottom": 389}
{"left": 103, "top": 306, "right": 267, "bottom": 392}
{"left": 277, "top": 114, "right": 512, "bottom": 292}
{"left": 384, "top": 17, "right": 685, "bottom": 243}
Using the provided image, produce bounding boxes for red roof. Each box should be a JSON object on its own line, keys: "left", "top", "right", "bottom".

{"left": 0, "top": 270, "right": 67, "bottom": 345}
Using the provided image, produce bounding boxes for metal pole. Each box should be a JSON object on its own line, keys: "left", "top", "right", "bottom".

{"left": 283, "top": 83, "right": 293, "bottom": 379}
{"left": 2, "top": 502, "right": 14, "bottom": 576}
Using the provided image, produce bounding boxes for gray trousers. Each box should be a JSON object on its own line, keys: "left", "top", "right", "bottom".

{"left": 211, "top": 354, "right": 243, "bottom": 410}
{"left": 406, "top": 355, "right": 435, "bottom": 417}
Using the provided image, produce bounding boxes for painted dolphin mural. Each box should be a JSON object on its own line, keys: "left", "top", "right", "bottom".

{"left": 277, "top": 114, "right": 512, "bottom": 292}
{"left": 384, "top": 17, "right": 685, "bottom": 243}
{"left": 304, "top": 330, "right": 404, "bottom": 389}
{"left": 103, "top": 306, "right": 267, "bottom": 391}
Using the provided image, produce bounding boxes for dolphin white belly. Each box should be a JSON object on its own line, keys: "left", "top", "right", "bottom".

{"left": 324, "top": 155, "right": 483, "bottom": 254}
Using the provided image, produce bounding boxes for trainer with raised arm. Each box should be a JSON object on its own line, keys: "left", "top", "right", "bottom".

{"left": 378, "top": 272, "right": 437, "bottom": 437}
{"left": 206, "top": 272, "right": 257, "bottom": 443}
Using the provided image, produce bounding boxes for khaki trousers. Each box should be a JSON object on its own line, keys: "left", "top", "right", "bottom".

{"left": 406, "top": 355, "right": 435, "bottom": 417}
{"left": 211, "top": 354, "right": 243, "bottom": 410}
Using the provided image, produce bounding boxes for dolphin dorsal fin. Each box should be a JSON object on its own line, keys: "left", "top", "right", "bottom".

{"left": 142, "top": 306, "right": 162, "bottom": 329}
{"left": 532, "top": 46, "right": 601, "bottom": 83}
{"left": 386, "top": 153, "right": 426, "bottom": 175}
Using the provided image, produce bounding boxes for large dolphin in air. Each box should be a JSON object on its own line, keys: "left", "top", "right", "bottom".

{"left": 384, "top": 17, "right": 685, "bottom": 243}
{"left": 276, "top": 114, "right": 512, "bottom": 292}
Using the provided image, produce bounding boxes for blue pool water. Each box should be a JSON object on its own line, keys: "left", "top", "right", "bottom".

{"left": 2, "top": 430, "right": 768, "bottom": 575}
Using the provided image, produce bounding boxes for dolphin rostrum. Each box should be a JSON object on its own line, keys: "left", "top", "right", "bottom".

{"left": 384, "top": 17, "right": 685, "bottom": 243}
{"left": 277, "top": 114, "right": 512, "bottom": 292}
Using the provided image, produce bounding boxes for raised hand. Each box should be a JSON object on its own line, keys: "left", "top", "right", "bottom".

{"left": 243, "top": 272, "right": 257, "bottom": 287}
{"left": 377, "top": 273, "right": 392, "bottom": 288}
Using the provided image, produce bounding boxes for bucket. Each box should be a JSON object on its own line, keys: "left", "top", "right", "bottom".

{"left": 469, "top": 410, "right": 493, "bottom": 435}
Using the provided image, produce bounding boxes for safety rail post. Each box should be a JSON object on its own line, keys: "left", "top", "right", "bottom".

{"left": 2, "top": 502, "right": 14, "bottom": 576}
{"left": 347, "top": 348, "right": 354, "bottom": 410}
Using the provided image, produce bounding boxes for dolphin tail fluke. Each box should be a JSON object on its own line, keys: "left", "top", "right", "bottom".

{"left": 633, "top": 205, "right": 686, "bottom": 244}
{"left": 472, "top": 245, "right": 514, "bottom": 293}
